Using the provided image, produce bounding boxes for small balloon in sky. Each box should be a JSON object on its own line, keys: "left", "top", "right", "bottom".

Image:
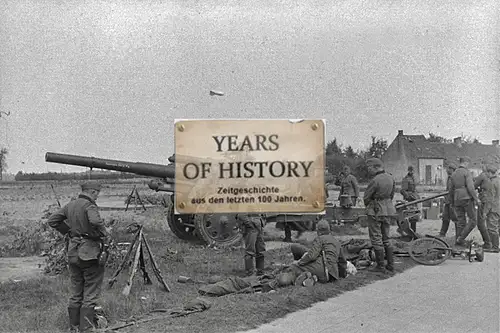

{"left": 209, "top": 90, "right": 224, "bottom": 96}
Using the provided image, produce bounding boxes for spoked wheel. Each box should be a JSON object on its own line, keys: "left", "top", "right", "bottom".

{"left": 194, "top": 213, "right": 243, "bottom": 248}
{"left": 166, "top": 202, "right": 199, "bottom": 241}
{"left": 409, "top": 237, "right": 452, "bottom": 266}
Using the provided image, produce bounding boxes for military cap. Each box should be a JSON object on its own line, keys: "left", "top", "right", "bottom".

{"left": 366, "top": 158, "right": 383, "bottom": 167}
{"left": 447, "top": 162, "right": 457, "bottom": 170}
{"left": 408, "top": 166, "right": 414, "bottom": 171}
{"left": 81, "top": 181, "right": 102, "bottom": 191}
{"left": 459, "top": 156, "right": 471, "bottom": 163}
{"left": 317, "top": 220, "right": 330, "bottom": 233}
{"left": 486, "top": 164, "right": 498, "bottom": 174}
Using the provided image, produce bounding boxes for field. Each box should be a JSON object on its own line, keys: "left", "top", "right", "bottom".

{"left": 0, "top": 180, "right": 456, "bottom": 333}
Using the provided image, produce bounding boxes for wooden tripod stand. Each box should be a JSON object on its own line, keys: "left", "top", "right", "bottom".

{"left": 125, "top": 185, "right": 146, "bottom": 212}
{"left": 108, "top": 225, "right": 170, "bottom": 295}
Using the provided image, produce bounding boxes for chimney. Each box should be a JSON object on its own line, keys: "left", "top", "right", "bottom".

{"left": 492, "top": 140, "right": 499, "bottom": 147}
{"left": 453, "top": 137, "right": 462, "bottom": 147}
{"left": 398, "top": 130, "right": 404, "bottom": 136}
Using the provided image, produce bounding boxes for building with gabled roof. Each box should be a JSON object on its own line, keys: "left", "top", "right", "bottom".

{"left": 382, "top": 130, "right": 500, "bottom": 185}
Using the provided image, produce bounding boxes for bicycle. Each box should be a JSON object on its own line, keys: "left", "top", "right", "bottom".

{"left": 408, "top": 234, "right": 484, "bottom": 266}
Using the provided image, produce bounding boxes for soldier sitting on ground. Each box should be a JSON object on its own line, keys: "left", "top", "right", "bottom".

{"left": 287, "top": 220, "right": 348, "bottom": 284}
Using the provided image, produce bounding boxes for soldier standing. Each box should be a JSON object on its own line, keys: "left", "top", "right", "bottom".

{"left": 338, "top": 166, "right": 360, "bottom": 206}
{"left": 438, "top": 163, "right": 458, "bottom": 238}
{"left": 474, "top": 162, "right": 493, "bottom": 249}
{"left": 363, "top": 158, "right": 396, "bottom": 273}
{"left": 484, "top": 164, "right": 500, "bottom": 253}
{"left": 450, "top": 156, "right": 480, "bottom": 246}
{"left": 400, "top": 166, "right": 420, "bottom": 233}
{"left": 48, "top": 181, "right": 110, "bottom": 332}
{"left": 237, "top": 213, "right": 266, "bottom": 276}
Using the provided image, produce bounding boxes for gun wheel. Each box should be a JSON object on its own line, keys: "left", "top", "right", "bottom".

{"left": 409, "top": 237, "right": 452, "bottom": 266}
{"left": 166, "top": 202, "right": 199, "bottom": 241}
{"left": 194, "top": 213, "right": 243, "bottom": 248}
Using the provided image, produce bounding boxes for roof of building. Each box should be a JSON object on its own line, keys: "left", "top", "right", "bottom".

{"left": 385, "top": 133, "right": 500, "bottom": 168}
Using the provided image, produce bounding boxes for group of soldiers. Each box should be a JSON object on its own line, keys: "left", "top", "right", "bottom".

{"left": 240, "top": 155, "right": 500, "bottom": 284}
{"left": 46, "top": 156, "right": 500, "bottom": 332}
{"left": 438, "top": 157, "right": 500, "bottom": 252}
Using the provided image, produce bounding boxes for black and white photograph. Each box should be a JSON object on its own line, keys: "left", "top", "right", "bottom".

{"left": 0, "top": 1, "right": 499, "bottom": 332}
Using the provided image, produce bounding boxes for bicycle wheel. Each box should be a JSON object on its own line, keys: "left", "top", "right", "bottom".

{"left": 409, "top": 237, "right": 452, "bottom": 266}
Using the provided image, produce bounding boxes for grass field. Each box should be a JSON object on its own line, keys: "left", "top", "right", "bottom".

{"left": 0, "top": 180, "right": 448, "bottom": 333}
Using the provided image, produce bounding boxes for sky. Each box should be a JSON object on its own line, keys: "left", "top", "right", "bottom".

{"left": 0, "top": 0, "right": 499, "bottom": 174}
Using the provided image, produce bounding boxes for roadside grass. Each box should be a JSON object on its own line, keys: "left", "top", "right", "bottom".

{"left": 0, "top": 207, "right": 418, "bottom": 333}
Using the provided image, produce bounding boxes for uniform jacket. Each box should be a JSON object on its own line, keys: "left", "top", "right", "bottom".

{"left": 48, "top": 194, "right": 109, "bottom": 261}
{"left": 340, "top": 174, "right": 360, "bottom": 198}
{"left": 474, "top": 172, "right": 492, "bottom": 203}
{"left": 485, "top": 175, "right": 500, "bottom": 213}
{"left": 400, "top": 174, "right": 420, "bottom": 201}
{"left": 363, "top": 171, "right": 397, "bottom": 217}
{"left": 444, "top": 174, "right": 454, "bottom": 205}
{"left": 237, "top": 213, "right": 265, "bottom": 231}
{"left": 450, "top": 166, "right": 479, "bottom": 206}
{"left": 298, "top": 233, "right": 343, "bottom": 280}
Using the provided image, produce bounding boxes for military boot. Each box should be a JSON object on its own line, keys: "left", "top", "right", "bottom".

{"left": 244, "top": 257, "right": 255, "bottom": 276}
{"left": 255, "top": 255, "right": 265, "bottom": 276}
{"left": 385, "top": 246, "right": 395, "bottom": 272}
{"left": 485, "top": 232, "right": 500, "bottom": 253}
{"left": 368, "top": 249, "right": 387, "bottom": 273}
{"left": 68, "top": 306, "right": 80, "bottom": 332}
{"left": 79, "top": 307, "right": 96, "bottom": 332}
{"left": 410, "top": 220, "right": 417, "bottom": 234}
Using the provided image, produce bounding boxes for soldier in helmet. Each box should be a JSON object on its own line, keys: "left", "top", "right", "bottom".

{"left": 438, "top": 162, "right": 458, "bottom": 238}
{"left": 363, "top": 158, "right": 396, "bottom": 273}
{"left": 474, "top": 160, "right": 493, "bottom": 249}
{"left": 237, "top": 213, "right": 266, "bottom": 276}
{"left": 451, "top": 156, "right": 480, "bottom": 246}
{"left": 48, "top": 181, "right": 110, "bottom": 332}
{"left": 400, "top": 166, "right": 420, "bottom": 234}
{"left": 287, "top": 220, "right": 347, "bottom": 283}
{"left": 484, "top": 164, "right": 500, "bottom": 253}
{"left": 338, "top": 166, "right": 360, "bottom": 207}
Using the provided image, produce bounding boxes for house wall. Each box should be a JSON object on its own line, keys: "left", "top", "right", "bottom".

{"left": 418, "top": 158, "right": 444, "bottom": 185}
{"left": 381, "top": 134, "right": 415, "bottom": 182}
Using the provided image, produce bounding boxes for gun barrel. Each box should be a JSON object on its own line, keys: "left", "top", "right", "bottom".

{"left": 45, "top": 152, "right": 175, "bottom": 179}
{"left": 395, "top": 191, "right": 449, "bottom": 209}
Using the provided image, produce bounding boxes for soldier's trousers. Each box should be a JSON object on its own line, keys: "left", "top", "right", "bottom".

{"left": 243, "top": 225, "right": 265, "bottom": 274}
{"left": 68, "top": 259, "right": 105, "bottom": 309}
{"left": 486, "top": 211, "right": 500, "bottom": 250}
{"left": 367, "top": 215, "right": 393, "bottom": 252}
{"left": 477, "top": 203, "right": 492, "bottom": 246}
{"left": 455, "top": 200, "right": 477, "bottom": 241}
{"left": 439, "top": 204, "right": 457, "bottom": 236}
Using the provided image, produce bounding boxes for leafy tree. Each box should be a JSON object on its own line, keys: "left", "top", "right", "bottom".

{"left": 343, "top": 145, "right": 357, "bottom": 159}
{"left": 367, "top": 136, "right": 388, "bottom": 158}
{"left": 462, "top": 135, "right": 480, "bottom": 144}
{"left": 325, "top": 139, "right": 342, "bottom": 156}
{"left": 427, "top": 133, "right": 452, "bottom": 143}
{"left": 0, "top": 148, "right": 8, "bottom": 181}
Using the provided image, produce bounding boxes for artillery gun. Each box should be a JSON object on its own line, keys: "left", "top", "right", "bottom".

{"left": 45, "top": 152, "right": 449, "bottom": 247}
{"left": 45, "top": 152, "right": 245, "bottom": 247}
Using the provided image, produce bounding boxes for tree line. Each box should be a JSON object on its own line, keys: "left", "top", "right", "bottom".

{"left": 0, "top": 132, "right": 481, "bottom": 182}
{"left": 14, "top": 170, "right": 148, "bottom": 181}
{"left": 325, "top": 136, "right": 388, "bottom": 183}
